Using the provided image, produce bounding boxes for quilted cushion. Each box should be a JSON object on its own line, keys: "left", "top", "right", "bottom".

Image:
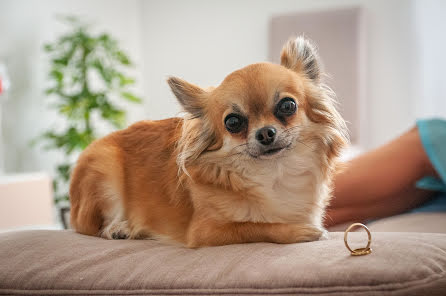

{"left": 0, "top": 230, "right": 445, "bottom": 295}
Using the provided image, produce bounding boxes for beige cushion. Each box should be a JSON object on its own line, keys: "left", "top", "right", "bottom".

{"left": 0, "top": 230, "right": 445, "bottom": 295}
{"left": 368, "top": 212, "right": 446, "bottom": 233}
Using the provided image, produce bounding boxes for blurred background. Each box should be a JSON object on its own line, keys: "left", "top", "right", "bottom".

{"left": 0, "top": 0, "right": 445, "bottom": 231}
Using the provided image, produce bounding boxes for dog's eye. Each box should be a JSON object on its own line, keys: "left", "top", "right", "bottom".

{"left": 224, "top": 114, "right": 245, "bottom": 133}
{"left": 276, "top": 98, "right": 297, "bottom": 116}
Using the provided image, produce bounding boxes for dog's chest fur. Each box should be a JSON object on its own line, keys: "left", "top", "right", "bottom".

{"left": 223, "top": 152, "right": 328, "bottom": 225}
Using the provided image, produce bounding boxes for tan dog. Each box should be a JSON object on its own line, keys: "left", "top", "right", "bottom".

{"left": 69, "top": 37, "right": 348, "bottom": 247}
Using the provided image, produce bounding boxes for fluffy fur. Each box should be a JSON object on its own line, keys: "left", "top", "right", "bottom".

{"left": 69, "top": 37, "right": 348, "bottom": 247}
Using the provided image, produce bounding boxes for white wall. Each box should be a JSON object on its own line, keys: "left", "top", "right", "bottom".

{"left": 1, "top": 0, "right": 444, "bottom": 177}
{"left": 141, "top": 0, "right": 420, "bottom": 149}
{"left": 413, "top": 0, "right": 446, "bottom": 119}
{"left": 0, "top": 0, "right": 146, "bottom": 174}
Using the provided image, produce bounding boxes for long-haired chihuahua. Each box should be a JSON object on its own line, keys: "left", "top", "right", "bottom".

{"left": 69, "top": 37, "right": 348, "bottom": 247}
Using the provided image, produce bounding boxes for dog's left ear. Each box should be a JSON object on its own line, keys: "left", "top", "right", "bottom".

{"left": 280, "top": 36, "right": 321, "bottom": 82}
{"left": 167, "top": 76, "right": 206, "bottom": 118}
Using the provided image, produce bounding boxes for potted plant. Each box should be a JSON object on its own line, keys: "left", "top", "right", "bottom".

{"left": 37, "top": 16, "right": 142, "bottom": 228}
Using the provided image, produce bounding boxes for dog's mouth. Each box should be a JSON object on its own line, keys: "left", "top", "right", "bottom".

{"left": 246, "top": 142, "right": 292, "bottom": 159}
{"left": 262, "top": 147, "right": 284, "bottom": 155}
{"left": 256, "top": 143, "right": 292, "bottom": 159}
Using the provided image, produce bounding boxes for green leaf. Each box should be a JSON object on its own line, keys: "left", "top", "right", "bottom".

{"left": 52, "top": 57, "right": 69, "bottom": 66}
{"left": 115, "top": 50, "right": 131, "bottom": 65}
{"left": 44, "top": 43, "right": 54, "bottom": 52}
{"left": 121, "top": 92, "right": 142, "bottom": 103}
{"left": 45, "top": 88, "right": 56, "bottom": 95}
{"left": 99, "top": 101, "right": 125, "bottom": 128}
{"left": 90, "top": 59, "right": 115, "bottom": 86}
{"left": 53, "top": 179, "right": 59, "bottom": 192}
{"left": 50, "top": 69, "right": 64, "bottom": 83}
{"left": 118, "top": 73, "right": 135, "bottom": 86}
{"left": 56, "top": 163, "right": 72, "bottom": 182}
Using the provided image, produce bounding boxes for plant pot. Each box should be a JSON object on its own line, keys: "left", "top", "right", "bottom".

{"left": 59, "top": 206, "right": 71, "bottom": 229}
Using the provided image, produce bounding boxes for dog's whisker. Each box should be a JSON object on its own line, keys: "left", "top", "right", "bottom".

{"left": 284, "top": 125, "right": 302, "bottom": 133}
{"left": 295, "top": 140, "right": 312, "bottom": 150}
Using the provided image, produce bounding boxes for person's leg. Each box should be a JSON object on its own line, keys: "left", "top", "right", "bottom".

{"left": 325, "top": 127, "right": 437, "bottom": 227}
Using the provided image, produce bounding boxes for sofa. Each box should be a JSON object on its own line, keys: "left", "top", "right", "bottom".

{"left": 0, "top": 212, "right": 445, "bottom": 295}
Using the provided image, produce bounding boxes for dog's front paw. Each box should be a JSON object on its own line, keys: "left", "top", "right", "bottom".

{"left": 318, "top": 228, "right": 329, "bottom": 241}
{"left": 290, "top": 225, "right": 325, "bottom": 243}
{"left": 111, "top": 230, "right": 129, "bottom": 240}
{"left": 101, "top": 220, "right": 131, "bottom": 240}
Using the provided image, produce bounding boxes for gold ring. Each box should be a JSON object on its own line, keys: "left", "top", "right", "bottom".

{"left": 344, "top": 223, "right": 372, "bottom": 256}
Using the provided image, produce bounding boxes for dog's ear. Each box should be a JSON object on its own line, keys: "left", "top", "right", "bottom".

{"left": 280, "top": 36, "right": 321, "bottom": 82}
{"left": 167, "top": 76, "right": 206, "bottom": 118}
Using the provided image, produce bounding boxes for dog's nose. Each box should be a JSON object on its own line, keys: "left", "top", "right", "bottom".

{"left": 256, "top": 126, "right": 276, "bottom": 145}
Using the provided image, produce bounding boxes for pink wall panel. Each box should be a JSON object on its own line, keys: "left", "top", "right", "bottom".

{"left": 0, "top": 173, "right": 53, "bottom": 229}
{"left": 269, "top": 7, "right": 365, "bottom": 143}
